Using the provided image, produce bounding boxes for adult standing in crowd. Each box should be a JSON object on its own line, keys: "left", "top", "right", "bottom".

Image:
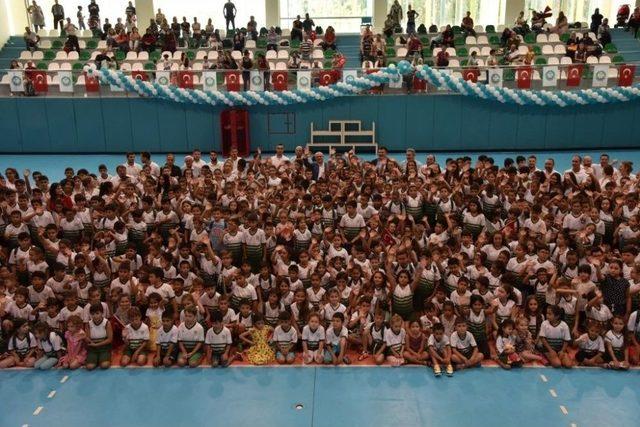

{"left": 88, "top": 0, "right": 100, "bottom": 26}
{"left": 224, "top": 0, "right": 237, "bottom": 32}
{"left": 51, "top": 0, "right": 65, "bottom": 31}
{"left": 27, "top": 1, "right": 45, "bottom": 32}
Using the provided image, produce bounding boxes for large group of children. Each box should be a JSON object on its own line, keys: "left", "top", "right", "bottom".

{"left": 0, "top": 147, "right": 639, "bottom": 376}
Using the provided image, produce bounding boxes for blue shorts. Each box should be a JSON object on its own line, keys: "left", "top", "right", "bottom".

{"left": 323, "top": 344, "right": 341, "bottom": 363}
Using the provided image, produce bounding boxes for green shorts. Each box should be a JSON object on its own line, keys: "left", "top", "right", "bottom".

{"left": 124, "top": 346, "right": 148, "bottom": 357}
{"left": 181, "top": 351, "right": 203, "bottom": 365}
{"left": 86, "top": 345, "right": 111, "bottom": 365}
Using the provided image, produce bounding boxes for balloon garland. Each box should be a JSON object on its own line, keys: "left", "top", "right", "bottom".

{"left": 86, "top": 60, "right": 640, "bottom": 108}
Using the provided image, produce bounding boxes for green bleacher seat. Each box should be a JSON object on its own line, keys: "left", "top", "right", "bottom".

{"left": 485, "top": 25, "right": 495, "bottom": 33}
{"left": 150, "top": 51, "right": 161, "bottom": 61}
{"left": 259, "top": 27, "right": 268, "bottom": 36}
{"left": 452, "top": 26, "right": 462, "bottom": 34}
{"left": 144, "top": 62, "right": 155, "bottom": 71}
{"left": 52, "top": 40, "right": 63, "bottom": 49}
{"left": 461, "top": 59, "right": 468, "bottom": 66}
{"left": 44, "top": 50, "right": 55, "bottom": 60}
{"left": 454, "top": 37, "right": 465, "bottom": 47}
{"left": 186, "top": 51, "right": 196, "bottom": 60}
{"left": 257, "top": 38, "right": 267, "bottom": 48}
{"left": 504, "top": 69, "right": 515, "bottom": 81}
{"left": 255, "top": 50, "right": 266, "bottom": 58}
{"left": 290, "top": 40, "right": 300, "bottom": 49}
{"left": 323, "top": 61, "right": 332, "bottom": 69}
{"left": 79, "top": 51, "right": 91, "bottom": 61}
{"left": 457, "top": 47, "right": 468, "bottom": 57}
{"left": 115, "top": 51, "right": 125, "bottom": 61}
{"left": 604, "top": 43, "right": 618, "bottom": 53}
{"left": 489, "top": 36, "right": 500, "bottom": 45}
{"left": 324, "top": 50, "right": 335, "bottom": 59}
{"left": 583, "top": 69, "right": 593, "bottom": 79}
{"left": 524, "top": 34, "right": 535, "bottom": 44}
{"left": 612, "top": 55, "right": 624, "bottom": 63}
{"left": 386, "top": 37, "right": 394, "bottom": 45}
{"left": 560, "top": 33, "right": 570, "bottom": 42}
{"left": 420, "top": 37, "right": 429, "bottom": 45}
{"left": 535, "top": 57, "right": 547, "bottom": 65}
{"left": 533, "top": 45, "right": 541, "bottom": 55}
{"left": 86, "top": 39, "right": 98, "bottom": 49}
{"left": 425, "top": 59, "right": 434, "bottom": 66}
{"left": 421, "top": 48, "right": 432, "bottom": 57}
{"left": 72, "top": 63, "right": 83, "bottom": 71}
{"left": 386, "top": 47, "right": 395, "bottom": 57}
{"left": 37, "top": 62, "right": 47, "bottom": 70}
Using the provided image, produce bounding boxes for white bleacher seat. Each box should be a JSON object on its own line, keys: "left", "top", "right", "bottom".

{"left": 480, "top": 46, "right": 492, "bottom": 56}
{"left": 60, "top": 62, "right": 72, "bottom": 70}
{"left": 0, "top": 74, "right": 10, "bottom": 85}
{"left": 599, "top": 56, "right": 611, "bottom": 64}
{"left": 581, "top": 22, "right": 588, "bottom": 28}
{"left": 536, "top": 34, "right": 548, "bottom": 43}
{"left": 48, "top": 30, "right": 59, "bottom": 37}
{"left": 469, "top": 47, "right": 480, "bottom": 55}
{"left": 548, "top": 33, "right": 560, "bottom": 43}
{"left": 172, "top": 51, "right": 182, "bottom": 60}
{"left": 32, "top": 51, "right": 43, "bottom": 60}
{"left": 76, "top": 75, "right": 85, "bottom": 85}
{"left": 445, "top": 47, "right": 456, "bottom": 56}
{"left": 474, "top": 25, "right": 484, "bottom": 32}
{"left": 170, "top": 63, "right": 179, "bottom": 70}
{"left": 397, "top": 47, "right": 407, "bottom": 57}
{"left": 19, "top": 51, "right": 32, "bottom": 60}
{"left": 138, "top": 52, "right": 149, "bottom": 61}
{"left": 196, "top": 51, "right": 207, "bottom": 60}
{"left": 245, "top": 40, "right": 256, "bottom": 49}
{"left": 312, "top": 49, "right": 323, "bottom": 59}
{"left": 231, "top": 50, "right": 242, "bottom": 60}
{"left": 560, "top": 70, "right": 567, "bottom": 79}
{"left": 120, "top": 63, "right": 132, "bottom": 71}
{"left": 40, "top": 40, "right": 52, "bottom": 49}
{"left": 588, "top": 32, "right": 596, "bottom": 40}
{"left": 476, "top": 59, "right": 485, "bottom": 66}
{"left": 560, "top": 56, "right": 572, "bottom": 65}
{"left": 282, "top": 29, "right": 291, "bottom": 37}
{"left": 448, "top": 59, "right": 460, "bottom": 68}
{"left": 48, "top": 62, "right": 60, "bottom": 71}
{"left": 277, "top": 50, "right": 289, "bottom": 60}
{"left": 78, "top": 40, "right": 86, "bottom": 49}
{"left": 264, "top": 50, "right": 278, "bottom": 61}
{"left": 452, "top": 71, "right": 462, "bottom": 79}
{"left": 156, "top": 63, "right": 163, "bottom": 70}
{"left": 497, "top": 25, "right": 506, "bottom": 32}
{"left": 432, "top": 47, "right": 442, "bottom": 57}
{"left": 55, "top": 51, "right": 68, "bottom": 61}
{"left": 192, "top": 75, "right": 200, "bottom": 85}
{"left": 51, "top": 75, "right": 60, "bottom": 85}
{"left": 541, "top": 45, "right": 554, "bottom": 55}
{"left": 161, "top": 51, "right": 172, "bottom": 59}
{"left": 586, "top": 56, "right": 598, "bottom": 64}
{"left": 313, "top": 39, "right": 323, "bottom": 47}
{"left": 548, "top": 57, "right": 559, "bottom": 65}
{"left": 533, "top": 70, "right": 541, "bottom": 80}
{"left": 126, "top": 51, "right": 137, "bottom": 61}
{"left": 276, "top": 62, "right": 287, "bottom": 70}
{"left": 608, "top": 68, "right": 618, "bottom": 78}
{"left": 518, "top": 45, "right": 528, "bottom": 55}
{"left": 193, "top": 62, "right": 203, "bottom": 70}
{"left": 97, "top": 40, "right": 107, "bottom": 49}
{"left": 440, "top": 26, "right": 446, "bottom": 31}
{"left": 36, "top": 29, "right": 47, "bottom": 37}
{"left": 82, "top": 30, "right": 93, "bottom": 37}
{"left": 395, "top": 37, "right": 404, "bottom": 45}
{"left": 553, "top": 45, "right": 566, "bottom": 55}
{"left": 67, "top": 51, "right": 79, "bottom": 60}
{"left": 132, "top": 62, "right": 143, "bottom": 70}
{"left": 90, "top": 51, "right": 100, "bottom": 60}
{"left": 207, "top": 51, "right": 219, "bottom": 60}
{"left": 268, "top": 61, "right": 276, "bottom": 70}
{"left": 465, "top": 36, "right": 476, "bottom": 45}
{"left": 476, "top": 35, "right": 488, "bottom": 45}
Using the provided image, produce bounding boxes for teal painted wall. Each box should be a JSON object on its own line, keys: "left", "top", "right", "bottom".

{"left": 0, "top": 95, "right": 638, "bottom": 153}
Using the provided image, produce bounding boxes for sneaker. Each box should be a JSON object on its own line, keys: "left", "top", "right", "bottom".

{"left": 446, "top": 364, "right": 454, "bottom": 376}
{"left": 433, "top": 364, "right": 442, "bottom": 377}
{"left": 343, "top": 356, "right": 351, "bottom": 365}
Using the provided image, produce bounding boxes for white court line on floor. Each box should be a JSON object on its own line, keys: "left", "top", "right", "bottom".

{"left": 549, "top": 389, "right": 557, "bottom": 398}
{"left": 540, "top": 374, "right": 548, "bottom": 382}
{"left": 60, "top": 375, "right": 69, "bottom": 383}
{"left": 560, "top": 406, "right": 568, "bottom": 415}
{"left": 33, "top": 406, "right": 43, "bottom": 416}
{"left": 48, "top": 390, "right": 56, "bottom": 399}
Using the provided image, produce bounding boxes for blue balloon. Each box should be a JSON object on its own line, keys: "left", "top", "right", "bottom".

{"left": 397, "top": 60, "right": 412, "bottom": 75}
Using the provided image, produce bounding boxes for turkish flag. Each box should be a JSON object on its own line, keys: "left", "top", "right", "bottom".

{"left": 226, "top": 71, "right": 240, "bottom": 91}
{"left": 413, "top": 75, "right": 427, "bottom": 92}
{"left": 463, "top": 68, "right": 479, "bottom": 83}
{"left": 272, "top": 71, "right": 288, "bottom": 91}
{"left": 32, "top": 71, "right": 48, "bottom": 92}
{"left": 618, "top": 65, "right": 636, "bottom": 87}
{"left": 177, "top": 71, "right": 194, "bottom": 89}
{"left": 131, "top": 71, "right": 149, "bottom": 81}
{"left": 566, "top": 64, "right": 583, "bottom": 87}
{"left": 517, "top": 66, "right": 532, "bottom": 89}
{"left": 84, "top": 72, "right": 99, "bottom": 92}
{"left": 319, "top": 70, "right": 334, "bottom": 86}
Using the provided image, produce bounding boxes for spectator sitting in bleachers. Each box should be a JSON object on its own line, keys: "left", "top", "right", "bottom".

{"left": 102, "top": 18, "right": 112, "bottom": 37}
{"left": 140, "top": 28, "right": 157, "bottom": 53}
{"left": 208, "top": 31, "right": 222, "bottom": 50}
{"left": 406, "top": 33, "right": 422, "bottom": 58}
{"left": 513, "top": 11, "right": 529, "bottom": 35}
{"left": 501, "top": 27, "right": 519, "bottom": 50}
{"left": 247, "top": 16, "right": 258, "bottom": 40}
{"left": 523, "top": 45, "right": 535, "bottom": 65}
{"left": 204, "top": 18, "right": 214, "bottom": 41}
{"left": 430, "top": 25, "right": 454, "bottom": 49}
{"left": 549, "top": 11, "right": 569, "bottom": 35}
{"left": 628, "top": 7, "right": 640, "bottom": 37}
{"left": 374, "top": 50, "right": 386, "bottom": 68}
{"left": 181, "top": 16, "right": 191, "bottom": 45}
{"left": 300, "top": 35, "right": 313, "bottom": 63}
{"left": 113, "top": 30, "right": 128, "bottom": 52}
{"left": 10, "top": 59, "right": 22, "bottom": 70}
{"left": 598, "top": 18, "right": 611, "bottom": 46}
{"left": 566, "top": 32, "right": 579, "bottom": 59}
{"left": 531, "top": 6, "right": 552, "bottom": 33}
{"left": 383, "top": 13, "right": 395, "bottom": 37}
{"left": 23, "top": 27, "right": 40, "bottom": 52}
{"left": 435, "top": 49, "right": 449, "bottom": 67}
{"left": 486, "top": 49, "right": 498, "bottom": 67}
{"left": 505, "top": 44, "right": 520, "bottom": 63}
{"left": 467, "top": 50, "right": 479, "bottom": 67}
{"left": 288, "top": 51, "right": 301, "bottom": 69}
{"left": 291, "top": 15, "right": 303, "bottom": 41}
{"left": 574, "top": 42, "right": 588, "bottom": 63}
{"left": 114, "top": 17, "right": 125, "bottom": 34}
{"left": 233, "top": 32, "right": 245, "bottom": 51}
{"left": 372, "top": 34, "right": 386, "bottom": 57}
{"left": 180, "top": 52, "right": 190, "bottom": 70}
{"left": 266, "top": 27, "right": 279, "bottom": 51}
{"left": 321, "top": 26, "right": 337, "bottom": 52}
{"left": 94, "top": 49, "right": 112, "bottom": 70}
{"left": 129, "top": 27, "right": 141, "bottom": 52}
{"left": 461, "top": 11, "right": 476, "bottom": 37}
{"left": 163, "top": 29, "right": 178, "bottom": 53}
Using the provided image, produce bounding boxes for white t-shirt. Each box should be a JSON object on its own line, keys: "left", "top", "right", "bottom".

{"left": 302, "top": 325, "right": 325, "bottom": 350}
{"left": 325, "top": 325, "right": 348, "bottom": 346}
{"left": 156, "top": 325, "right": 178, "bottom": 349}
{"left": 205, "top": 326, "right": 232, "bottom": 353}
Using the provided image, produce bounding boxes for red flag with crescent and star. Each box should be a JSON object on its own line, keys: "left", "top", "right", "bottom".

{"left": 618, "top": 65, "right": 635, "bottom": 87}
{"left": 226, "top": 71, "right": 240, "bottom": 91}
{"left": 131, "top": 70, "right": 149, "bottom": 82}
{"left": 517, "top": 66, "right": 532, "bottom": 89}
{"left": 272, "top": 71, "right": 288, "bottom": 91}
{"left": 178, "top": 71, "right": 194, "bottom": 89}
{"left": 319, "top": 70, "right": 334, "bottom": 86}
{"left": 32, "top": 71, "right": 48, "bottom": 92}
{"left": 84, "top": 71, "right": 100, "bottom": 92}
{"left": 566, "top": 64, "right": 583, "bottom": 87}
{"left": 463, "top": 68, "right": 479, "bottom": 83}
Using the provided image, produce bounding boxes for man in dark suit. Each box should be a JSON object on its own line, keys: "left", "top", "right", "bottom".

{"left": 304, "top": 150, "right": 328, "bottom": 181}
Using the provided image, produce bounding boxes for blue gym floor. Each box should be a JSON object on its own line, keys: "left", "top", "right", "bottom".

{"left": 1, "top": 367, "right": 638, "bottom": 427}
{"left": 1, "top": 149, "right": 640, "bottom": 181}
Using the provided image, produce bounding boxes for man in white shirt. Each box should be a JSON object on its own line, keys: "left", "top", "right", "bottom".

{"left": 191, "top": 149, "right": 206, "bottom": 175}
{"left": 209, "top": 150, "right": 222, "bottom": 172}
{"left": 140, "top": 152, "right": 161, "bottom": 177}
{"left": 122, "top": 152, "right": 142, "bottom": 177}
{"left": 564, "top": 155, "right": 588, "bottom": 185}
{"left": 270, "top": 144, "right": 290, "bottom": 169}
